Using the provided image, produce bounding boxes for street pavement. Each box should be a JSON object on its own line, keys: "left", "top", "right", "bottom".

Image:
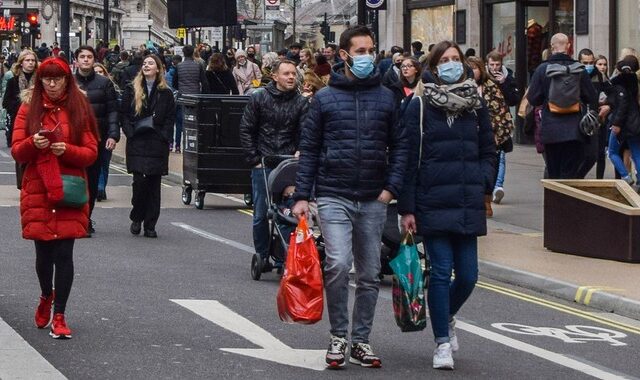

{"left": 1, "top": 141, "right": 640, "bottom": 379}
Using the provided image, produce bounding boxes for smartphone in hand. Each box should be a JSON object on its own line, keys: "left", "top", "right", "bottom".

{"left": 38, "top": 126, "right": 62, "bottom": 143}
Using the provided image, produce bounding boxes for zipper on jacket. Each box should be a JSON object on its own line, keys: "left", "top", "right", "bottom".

{"left": 355, "top": 91, "right": 361, "bottom": 196}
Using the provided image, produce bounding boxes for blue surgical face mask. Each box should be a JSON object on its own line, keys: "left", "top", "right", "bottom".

{"left": 437, "top": 61, "right": 464, "bottom": 84}
{"left": 585, "top": 64, "right": 595, "bottom": 74}
{"left": 346, "top": 53, "right": 375, "bottom": 79}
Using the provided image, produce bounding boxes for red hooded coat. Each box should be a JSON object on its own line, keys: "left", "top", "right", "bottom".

{"left": 11, "top": 97, "right": 98, "bottom": 240}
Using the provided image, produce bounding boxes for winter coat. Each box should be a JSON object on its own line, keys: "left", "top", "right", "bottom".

{"left": 75, "top": 71, "right": 120, "bottom": 143}
{"left": 608, "top": 73, "right": 640, "bottom": 139}
{"left": 293, "top": 63, "right": 409, "bottom": 202}
{"left": 481, "top": 78, "right": 514, "bottom": 146}
{"left": 120, "top": 80, "right": 175, "bottom": 176}
{"left": 206, "top": 69, "right": 239, "bottom": 95}
{"left": 233, "top": 61, "right": 262, "bottom": 95}
{"left": 398, "top": 74, "right": 496, "bottom": 237}
{"left": 175, "top": 58, "right": 209, "bottom": 95}
{"left": 11, "top": 96, "right": 98, "bottom": 240}
{"left": 382, "top": 66, "right": 400, "bottom": 90}
{"left": 527, "top": 53, "right": 598, "bottom": 145}
{"left": 111, "top": 60, "right": 130, "bottom": 89}
{"left": 239, "top": 81, "right": 308, "bottom": 167}
{"left": 3, "top": 72, "right": 34, "bottom": 122}
{"left": 120, "top": 63, "right": 141, "bottom": 89}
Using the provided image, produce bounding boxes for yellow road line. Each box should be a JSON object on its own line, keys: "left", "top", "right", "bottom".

{"left": 238, "top": 209, "right": 253, "bottom": 217}
{"left": 477, "top": 281, "right": 640, "bottom": 335}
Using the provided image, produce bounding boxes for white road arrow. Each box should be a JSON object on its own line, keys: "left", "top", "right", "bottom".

{"left": 171, "top": 299, "right": 327, "bottom": 371}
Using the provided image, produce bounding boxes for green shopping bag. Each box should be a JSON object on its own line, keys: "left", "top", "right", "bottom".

{"left": 389, "top": 232, "right": 427, "bottom": 332}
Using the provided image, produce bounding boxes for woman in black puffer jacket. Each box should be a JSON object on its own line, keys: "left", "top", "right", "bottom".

{"left": 120, "top": 55, "right": 175, "bottom": 238}
{"left": 398, "top": 41, "right": 496, "bottom": 370}
{"left": 607, "top": 55, "right": 640, "bottom": 186}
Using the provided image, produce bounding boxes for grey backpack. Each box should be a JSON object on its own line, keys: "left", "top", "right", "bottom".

{"left": 545, "top": 62, "right": 585, "bottom": 114}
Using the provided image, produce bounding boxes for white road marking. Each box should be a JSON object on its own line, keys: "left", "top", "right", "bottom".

{"left": 171, "top": 222, "right": 254, "bottom": 254}
{"left": 171, "top": 299, "right": 326, "bottom": 371}
{"left": 180, "top": 226, "right": 631, "bottom": 379}
{"left": 210, "top": 193, "right": 246, "bottom": 204}
{"left": 0, "top": 149, "right": 10, "bottom": 158}
{"left": 0, "top": 316, "right": 67, "bottom": 379}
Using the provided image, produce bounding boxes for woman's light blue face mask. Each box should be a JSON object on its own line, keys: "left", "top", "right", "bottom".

{"left": 437, "top": 61, "right": 464, "bottom": 84}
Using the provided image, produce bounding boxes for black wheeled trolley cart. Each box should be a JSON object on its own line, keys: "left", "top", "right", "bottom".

{"left": 177, "top": 94, "right": 252, "bottom": 209}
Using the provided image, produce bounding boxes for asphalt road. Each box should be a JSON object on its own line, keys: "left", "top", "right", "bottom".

{"left": 0, "top": 146, "right": 639, "bottom": 380}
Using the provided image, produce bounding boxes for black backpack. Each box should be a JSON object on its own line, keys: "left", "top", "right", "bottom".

{"left": 545, "top": 62, "right": 584, "bottom": 114}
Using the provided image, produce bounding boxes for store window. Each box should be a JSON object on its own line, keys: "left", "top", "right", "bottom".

{"left": 411, "top": 5, "right": 454, "bottom": 47}
{"left": 491, "top": 2, "right": 516, "bottom": 72}
{"left": 617, "top": 1, "right": 640, "bottom": 58}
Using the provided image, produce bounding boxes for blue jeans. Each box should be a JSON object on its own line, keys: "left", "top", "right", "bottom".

{"left": 316, "top": 196, "right": 387, "bottom": 343}
{"left": 608, "top": 134, "right": 640, "bottom": 178}
{"left": 174, "top": 105, "right": 183, "bottom": 148}
{"left": 251, "top": 168, "right": 271, "bottom": 259}
{"left": 495, "top": 150, "right": 506, "bottom": 189}
{"left": 425, "top": 234, "right": 478, "bottom": 344}
{"left": 97, "top": 147, "right": 113, "bottom": 192}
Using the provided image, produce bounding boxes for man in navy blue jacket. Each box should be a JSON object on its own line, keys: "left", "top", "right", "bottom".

{"left": 292, "top": 25, "right": 408, "bottom": 369}
{"left": 527, "top": 33, "right": 598, "bottom": 179}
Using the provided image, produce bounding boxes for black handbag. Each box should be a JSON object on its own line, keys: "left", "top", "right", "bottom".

{"left": 133, "top": 115, "right": 155, "bottom": 136}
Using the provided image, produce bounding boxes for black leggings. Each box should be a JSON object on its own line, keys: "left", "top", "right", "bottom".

{"left": 35, "top": 239, "right": 75, "bottom": 314}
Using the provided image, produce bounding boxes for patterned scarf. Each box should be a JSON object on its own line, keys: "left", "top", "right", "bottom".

{"left": 18, "top": 70, "right": 34, "bottom": 92}
{"left": 423, "top": 78, "right": 483, "bottom": 127}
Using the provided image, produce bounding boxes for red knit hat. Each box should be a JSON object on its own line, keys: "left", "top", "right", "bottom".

{"left": 37, "top": 57, "right": 72, "bottom": 78}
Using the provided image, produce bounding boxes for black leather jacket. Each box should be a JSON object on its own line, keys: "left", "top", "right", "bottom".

{"left": 239, "top": 82, "right": 309, "bottom": 167}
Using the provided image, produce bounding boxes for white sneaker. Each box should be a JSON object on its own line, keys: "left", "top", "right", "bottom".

{"left": 492, "top": 187, "right": 504, "bottom": 204}
{"left": 449, "top": 317, "right": 459, "bottom": 352}
{"left": 433, "top": 343, "right": 454, "bottom": 370}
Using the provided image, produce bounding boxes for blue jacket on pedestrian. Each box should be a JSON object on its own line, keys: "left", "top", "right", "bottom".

{"left": 527, "top": 53, "right": 598, "bottom": 145}
{"left": 398, "top": 73, "right": 496, "bottom": 237}
{"left": 294, "top": 62, "right": 408, "bottom": 202}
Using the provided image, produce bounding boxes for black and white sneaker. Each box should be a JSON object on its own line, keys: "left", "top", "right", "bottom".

{"left": 349, "top": 343, "right": 381, "bottom": 368}
{"left": 325, "top": 335, "right": 348, "bottom": 369}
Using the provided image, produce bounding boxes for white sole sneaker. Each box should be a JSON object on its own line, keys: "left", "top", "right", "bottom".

{"left": 493, "top": 188, "right": 504, "bottom": 204}
{"left": 433, "top": 343, "right": 454, "bottom": 370}
{"left": 49, "top": 331, "right": 72, "bottom": 339}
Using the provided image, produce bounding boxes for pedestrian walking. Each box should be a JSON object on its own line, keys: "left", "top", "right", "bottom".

{"left": 468, "top": 56, "right": 513, "bottom": 216}
{"left": 11, "top": 57, "right": 99, "bottom": 339}
{"left": 382, "top": 52, "right": 403, "bottom": 89}
{"left": 292, "top": 25, "right": 408, "bottom": 369}
{"left": 3, "top": 49, "right": 38, "bottom": 147}
{"left": 206, "top": 53, "right": 239, "bottom": 95}
{"left": 174, "top": 45, "right": 209, "bottom": 152}
{"left": 239, "top": 60, "right": 308, "bottom": 269}
{"left": 390, "top": 56, "right": 424, "bottom": 107}
{"left": 399, "top": 41, "right": 496, "bottom": 370}
{"left": 233, "top": 49, "right": 262, "bottom": 95}
{"left": 120, "top": 55, "right": 175, "bottom": 238}
{"left": 596, "top": 55, "right": 610, "bottom": 80}
{"left": 246, "top": 46, "right": 262, "bottom": 69}
{"left": 575, "top": 48, "right": 611, "bottom": 179}
{"left": 74, "top": 46, "right": 120, "bottom": 236}
{"left": 527, "top": 33, "right": 598, "bottom": 179}
{"left": 607, "top": 55, "right": 640, "bottom": 187}
{"left": 259, "top": 52, "right": 278, "bottom": 88}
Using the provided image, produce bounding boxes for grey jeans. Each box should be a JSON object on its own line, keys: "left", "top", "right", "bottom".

{"left": 316, "top": 196, "right": 387, "bottom": 343}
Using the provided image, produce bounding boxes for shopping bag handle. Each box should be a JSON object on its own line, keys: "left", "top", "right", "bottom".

{"left": 401, "top": 231, "right": 415, "bottom": 246}
{"left": 297, "top": 216, "right": 310, "bottom": 240}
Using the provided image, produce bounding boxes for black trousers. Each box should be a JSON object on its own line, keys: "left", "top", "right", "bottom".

{"left": 86, "top": 144, "right": 105, "bottom": 219}
{"left": 130, "top": 173, "right": 162, "bottom": 230}
{"left": 35, "top": 239, "right": 75, "bottom": 314}
{"left": 576, "top": 135, "right": 598, "bottom": 179}
{"left": 544, "top": 140, "right": 585, "bottom": 179}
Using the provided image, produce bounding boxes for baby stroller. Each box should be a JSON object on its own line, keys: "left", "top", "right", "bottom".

{"left": 251, "top": 155, "right": 325, "bottom": 280}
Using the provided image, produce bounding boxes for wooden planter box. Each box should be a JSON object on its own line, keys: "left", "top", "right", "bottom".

{"left": 542, "top": 180, "right": 640, "bottom": 263}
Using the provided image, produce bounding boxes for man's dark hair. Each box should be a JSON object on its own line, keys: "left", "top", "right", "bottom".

{"left": 326, "top": 43, "right": 337, "bottom": 52}
{"left": 273, "top": 60, "right": 297, "bottom": 73}
{"left": 578, "top": 48, "right": 595, "bottom": 60}
{"left": 290, "top": 42, "right": 302, "bottom": 49}
{"left": 172, "top": 55, "right": 183, "bottom": 64}
{"left": 428, "top": 43, "right": 435, "bottom": 52}
{"left": 183, "top": 45, "right": 195, "bottom": 58}
{"left": 339, "top": 25, "right": 374, "bottom": 52}
{"left": 277, "top": 49, "right": 288, "bottom": 57}
{"left": 390, "top": 45, "right": 404, "bottom": 55}
{"left": 74, "top": 45, "right": 97, "bottom": 59}
{"left": 120, "top": 51, "right": 129, "bottom": 61}
{"left": 131, "top": 51, "right": 144, "bottom": 65}
{"left": 486, "top": 50, "right": 503, "bottom": 63}
{"left": 464, "top": 48, "right": 476, "bottom": 58}
{"left": 411, "top": 41, "right": 423, "bottom": 52}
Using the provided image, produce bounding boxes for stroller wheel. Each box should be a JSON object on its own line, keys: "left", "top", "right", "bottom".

{"left": 251, "top": 254, "right": 263, "bottom": 281}
{"left": 194, "top": 191, "right": 205, "bottom": 209}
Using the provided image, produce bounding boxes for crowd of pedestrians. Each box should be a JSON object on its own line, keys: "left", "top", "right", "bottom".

{"left": 3, "top": 23, "right": 640, "bottom": 373}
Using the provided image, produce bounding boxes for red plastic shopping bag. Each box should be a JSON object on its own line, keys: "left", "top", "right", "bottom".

{"left": 277, "top": 217, "right": 324, "bottom": 324}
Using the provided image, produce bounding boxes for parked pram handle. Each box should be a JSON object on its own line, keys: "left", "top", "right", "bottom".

{"left": 261, "top": 155, "right": 297, "bottom": 169}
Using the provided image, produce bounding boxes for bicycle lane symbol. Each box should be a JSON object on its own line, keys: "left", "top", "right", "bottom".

{"left": 491, "top": 324, "right": 628, "bottom": 347}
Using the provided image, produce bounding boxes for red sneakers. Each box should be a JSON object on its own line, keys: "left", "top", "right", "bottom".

{"left": 34, "top": 292, "right": 54, "bottom": 328}
{"left": 49, "top": 313, "right": 72, "bottom": 339}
